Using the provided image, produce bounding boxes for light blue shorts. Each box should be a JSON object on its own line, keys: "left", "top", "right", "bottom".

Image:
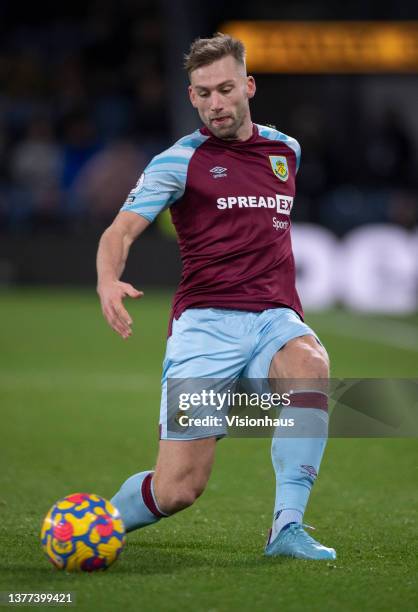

{"left": 159, "top": 307, "right": 318, "bottom": 440}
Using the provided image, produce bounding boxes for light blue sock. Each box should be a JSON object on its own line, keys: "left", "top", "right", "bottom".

{"left": 111, "top": 470, "right": 167, "bottom": 532}
{"left": 271, "top": 395, "right": 329, "bottom": 537}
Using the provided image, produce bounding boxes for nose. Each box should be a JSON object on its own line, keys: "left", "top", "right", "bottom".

{"left": 210, "top": 91, "right": 224, "bottom": 112}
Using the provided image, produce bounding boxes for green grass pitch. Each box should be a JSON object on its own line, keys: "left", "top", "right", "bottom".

{"left": 0, "top": 288, "right": 417, "bottom": 611}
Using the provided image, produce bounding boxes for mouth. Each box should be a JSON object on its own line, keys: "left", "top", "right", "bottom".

{"left": 211, "top": 116, "right": 232, "bottom": 127}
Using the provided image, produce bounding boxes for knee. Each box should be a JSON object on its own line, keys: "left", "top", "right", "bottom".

{"left": 155, "top": 481, "right": 205, "bottom": 515}
{"left": 298, "top": 341, "right": 330, "bottom": 378}
{"left": 271, "top": 336, "right": 330, "bottom": 379}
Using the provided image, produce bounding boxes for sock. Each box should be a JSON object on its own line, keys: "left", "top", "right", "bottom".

{"left": 270, "top": 391, "right": 329, "bottom": 539}
{"left": 111, "top": 470, "right": 167, "bottom": 532}
{"left": 270, "top": 509, "right": 303, "bottom": 541}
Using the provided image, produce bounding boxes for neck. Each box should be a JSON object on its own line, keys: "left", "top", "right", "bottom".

{"left": 233, "top": 117, "right": 254, "bottom": 141}
{"left": 212, "top": 114, "right": 254, "bottom": 142}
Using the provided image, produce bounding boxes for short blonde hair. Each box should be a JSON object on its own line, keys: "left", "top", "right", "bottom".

{"left": 184, "top": 33, "right": 246, "bottom": 76}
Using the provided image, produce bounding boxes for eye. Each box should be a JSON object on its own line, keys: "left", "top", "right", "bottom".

{"left": 220, "top": 87, "right": 232, "bottom": 94}
{"left": 199, "top": 91, "right": 209, "bottom": 98}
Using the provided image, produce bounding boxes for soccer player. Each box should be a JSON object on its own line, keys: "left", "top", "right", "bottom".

{"left": 96, "top": 33, "right": 336, "bottom": 560}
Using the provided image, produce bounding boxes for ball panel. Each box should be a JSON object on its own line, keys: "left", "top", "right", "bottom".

{"left": 80, "top": 556, "right": 107, "bottom": 572}
{"left": 113, "top": 518, "right": 125, "bottom": 534}
{"left": 63, "top": 512, "right": 92, "bottom": 536}
{"left": 97, "top": 537, "right": 124, "bottom": 564}
{"left": 40, "top": 509, "right": 53, "bottom": 540}
{"left": 53, "top": 520, "right": 74, "bottom": 542}
{"left": 51, "top": 537, "right": 74, "bottom": 555}
{"left": 40, "top": 493, "right": 126, "bottom": 572}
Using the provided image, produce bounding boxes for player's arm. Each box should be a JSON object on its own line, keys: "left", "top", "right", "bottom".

{"left": 96, "top": 211, "right": 149, "bottom": 339}
{"left": 97, "top": 137, "right": 190, "bottom": 338}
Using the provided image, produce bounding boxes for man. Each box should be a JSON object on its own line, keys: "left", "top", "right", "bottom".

{"left": 96, "top": 33, "right": 336, "bottom": 560}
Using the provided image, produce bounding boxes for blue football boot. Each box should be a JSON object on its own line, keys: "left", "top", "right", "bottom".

{"left": 265, "top": 522, "right": 336, "bottom": 560}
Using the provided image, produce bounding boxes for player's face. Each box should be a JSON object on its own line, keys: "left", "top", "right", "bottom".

{"left": 188, "top": 55, "right": 256, "bottom": 140}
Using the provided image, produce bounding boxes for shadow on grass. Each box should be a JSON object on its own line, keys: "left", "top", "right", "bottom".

{"left": 0, "top": 541, "right": 295, "bottom": 581}
{"left": 109, "top": 539, "right": 296, "bottom": 575}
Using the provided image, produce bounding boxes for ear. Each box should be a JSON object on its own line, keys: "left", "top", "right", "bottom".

{"left": 247, "top": 75, "right": 256, "bottom": 100}
{"left": 188, "top": 85, "right": 198, "bottom": 108}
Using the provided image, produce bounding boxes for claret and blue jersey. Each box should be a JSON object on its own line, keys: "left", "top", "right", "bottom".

{"left": 121, "top": 123, "right": 303, "bottom": 329}
{"left": 114, "top": 119, "right": 334, "bottom": 553}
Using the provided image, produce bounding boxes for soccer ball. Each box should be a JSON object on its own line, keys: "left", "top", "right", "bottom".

{"left": 40, "top": 493, "right": 125, "bottom": 571}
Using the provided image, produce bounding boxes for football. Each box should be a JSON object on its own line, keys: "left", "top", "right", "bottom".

{"left": 40, "top": 493, "right": 125, "bottom": 572}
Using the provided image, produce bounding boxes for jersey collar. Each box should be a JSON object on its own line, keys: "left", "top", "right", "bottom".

{"left": 200, "top": 123, "right": 259, "bottom": 146}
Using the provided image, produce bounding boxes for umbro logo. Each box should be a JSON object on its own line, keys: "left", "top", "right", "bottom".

{"left": 210, "top": 166, "right": 227, "bottom": 179}
{"left": 301, "top": 465, "right": 318, "bottom": 480}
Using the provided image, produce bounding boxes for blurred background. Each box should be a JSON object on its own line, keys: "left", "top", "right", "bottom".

{"left": 1, "top": 4, "right": 417, "bottom": 604}
{"left": 0, "top": 0, "right": 417, "bottom": 314}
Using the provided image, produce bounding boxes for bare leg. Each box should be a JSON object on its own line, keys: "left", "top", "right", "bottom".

{"left": 268, "top": 334, "right": 329, "bottom": 382}
{"left": 153, "top": 437, "right": 217, "bottom": 514}
{"left": 111, "top": 436, "right": 217, "bottom": 531}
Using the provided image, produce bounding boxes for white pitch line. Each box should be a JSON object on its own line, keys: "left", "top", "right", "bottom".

{"left": 312, "top": 312, "right": 418, "bottom": 352}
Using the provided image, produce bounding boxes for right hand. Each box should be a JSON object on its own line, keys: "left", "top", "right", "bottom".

{"left": 97, "top": 280, "right": 144, "bottom": 339}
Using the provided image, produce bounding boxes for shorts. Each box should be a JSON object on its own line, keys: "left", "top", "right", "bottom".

{"left": 159, "top": 307, "right": 318, "bottom": 440}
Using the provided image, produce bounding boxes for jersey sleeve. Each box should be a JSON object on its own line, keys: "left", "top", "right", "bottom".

{"left": 285, "top": 135, "right": 301, "bottom": 174}
{"left": 120, "top": 130, "right": 209, "bottom": 223}
{"left": 120, "top": 150, "right": 189, "bottom": 222}
{"left": 257, "top": 124, "right": 302, "bottom": 174}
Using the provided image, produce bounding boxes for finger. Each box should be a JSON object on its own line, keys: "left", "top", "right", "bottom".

{"left": 108, "top": 311, "right": 125, "bottom": 335}
{"left": 116, "top": 325, "right": 131, "bottom": 340}
{"left": 112, "top": 312, "right": 130, "bottom": 335}
{"left": 104, "top": 305, "right": 130, "bottom": 338}
{"left": 113, "top": 303, "right": 133, "bottom": 327}
{"left": 103, "top": 305, "right": 116, "bottom": 328}
{"left": 123, "top": 285, "right": 144, "bottom": 299}
{"left": 110, "top": 305, "right": 133, "bottom": 337}
{"left": 111, "top": 315, "right": 131, "bottom": 338}
{"left": 106, "top": 298, "right": 131, "bottom": 326}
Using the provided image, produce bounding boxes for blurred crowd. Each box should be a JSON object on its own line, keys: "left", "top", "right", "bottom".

{"left": 0, "top": 1, "right": 168, "bottom": 234}
{"left": 287, "top": 104, "right": 418, "bottom": 234}
{"left": 0, "top": 2, "right": 417, "bottom": 236}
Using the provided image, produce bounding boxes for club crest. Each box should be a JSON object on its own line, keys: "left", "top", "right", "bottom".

{"left": 269, "top": 156, "right": 289, "bottom": 182}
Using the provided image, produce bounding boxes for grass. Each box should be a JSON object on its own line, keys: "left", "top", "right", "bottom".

{"left": 0, "top": 288, "right": 417, "bottom": 611}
